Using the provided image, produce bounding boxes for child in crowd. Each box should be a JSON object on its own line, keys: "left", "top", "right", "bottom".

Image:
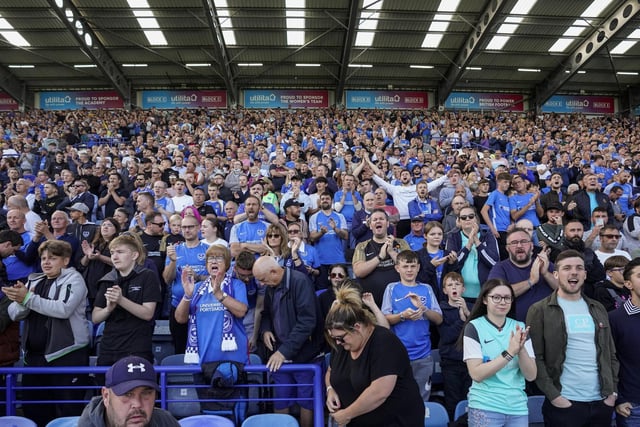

{"left": 92, "top": 233, "right": 161, "bottom": 366}
{"left": 381, "top": 249, "right": 443, "bottom": 401}
{"left": 438, "top": 272, "right": 472, "bottom": 419}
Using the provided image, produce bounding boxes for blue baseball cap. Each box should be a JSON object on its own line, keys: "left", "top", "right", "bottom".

{"left": 105, "top": 356, "right": 159, "bottom": 396}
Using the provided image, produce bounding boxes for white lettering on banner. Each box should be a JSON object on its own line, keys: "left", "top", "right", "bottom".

{"left": 449, "top": 96, "right": 475, "bottom": 104}
{"left": 202, "top": 96, "right": 222, "bottom": 102}
{"left": 404, "top": 97, "right": 424, "bottom": 104}
{"left": 350, "top": 96, "right": 370, "bottom": 103}
{"left": 566, "top": 100, "right": 589, "bottom": 107}
{"left": 147, "top": 96, "right": 167, "bottom": 103}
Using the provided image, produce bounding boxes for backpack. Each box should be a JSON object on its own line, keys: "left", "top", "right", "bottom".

{"left": 196, "top": 360, "right": 249, "bottom": 424}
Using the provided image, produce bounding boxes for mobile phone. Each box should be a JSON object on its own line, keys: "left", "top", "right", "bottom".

{"left": 595, "top": 218, "right": 604, "bottom": 227}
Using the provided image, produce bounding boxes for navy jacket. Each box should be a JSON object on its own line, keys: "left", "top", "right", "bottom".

{"left": 260, "top": 268, "right": 322, "bottom": 363}
{"left": 445, "top": 229, "right": 500, "bottom": 286}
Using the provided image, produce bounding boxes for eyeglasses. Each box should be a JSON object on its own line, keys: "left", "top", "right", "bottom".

{"left": 601, "top": 234, "right": 621, "bottom": 239}
{"left": 267, "top": 234, "right": 281, "bottom": 238}
{"left": 331, "top": 333, "right": 348, "bottom": 344}
{"left": 150, "top": 221, "right": 165, "bottom": 227}
{"left": 287, "top": 229, "right": 300, "bottom": 234}
{"left": 181, "top": 225, "right": 198, "bottom": 230}
{"left": 73, "top": 184, "right": 85, "bottom": 187}
{"left": 488, "top": 295, "right": 513, "bottom": 304}
{"left": 330, "top": 272, "right": 345, "bottom": 279}
{"left": 609, "top": 267, "right": 625, "bottom": 273}
{"left": 506, "top": 239, "right": 531, "bottom": 247}
{"left": 459, "top": 214, "right": 476, "bottom": 221}
{"left": 207, "top": 256, "right": 225, "bottom": 263}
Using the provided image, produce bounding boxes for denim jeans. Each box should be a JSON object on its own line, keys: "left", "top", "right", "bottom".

{"left": 617, "top": 403, "right": 640, "bottom": 427}
{"left": 468, "top": 407, "right": 528, "bottom": 427}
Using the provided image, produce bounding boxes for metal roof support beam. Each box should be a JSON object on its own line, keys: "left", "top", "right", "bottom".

{"left": 46, "top": 0, "right": 131, "bottom": 108}
{"left": 335, "top": 0, "right": 360, "bottom": 104}
{"left": 202, "top": 0, "right": 238, "bottom": 106}
{"left": 437, "top": 0, "right": 508, "bottom": 106}
{"left": 535, "top": 0, "right": 640, "bottom": 109}
{"left": 0, "top": 67, "right": 28, "bottom": 108}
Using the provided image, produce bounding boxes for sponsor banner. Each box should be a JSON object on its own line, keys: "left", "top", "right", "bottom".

{"left": 541, "top": 95, "right": 615, "bottom": 114}
{"left": 0, "top": 92, "right": 19, "bottom": 111}
{"left": 38, "top": 90, "right": 123, "bottom": 110}
{"left": 243, "top": 90, "right": 329, "bottom": 108}
{"left": 345, "top": 90, "right": 429, "bottom": 109}
{"left": 445, "top": 92, "right": 524, "bottom": 111}
{"left": 141, "top": 90, "right": 227, "bottom": 109}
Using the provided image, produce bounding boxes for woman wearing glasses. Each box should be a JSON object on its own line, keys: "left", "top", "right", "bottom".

{"left": 174, "top": 244, "right": 248, "bottom": 364}
{"left": 445, "top": 206, "right": 500, "bottom": 302}
{"left": 325, "top": 286, "right": 424, "bottom": 427}
{"left": 462, "top": 279, "right": 537, "bottom": 427}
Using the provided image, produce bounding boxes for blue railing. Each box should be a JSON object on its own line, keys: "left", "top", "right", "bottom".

{"left": 0, "top": 363, "right": 324, "bottom": 427}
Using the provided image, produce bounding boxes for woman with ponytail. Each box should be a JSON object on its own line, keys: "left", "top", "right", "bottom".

{"left": 324, "top": 286, "right": 424, "bottom": 427}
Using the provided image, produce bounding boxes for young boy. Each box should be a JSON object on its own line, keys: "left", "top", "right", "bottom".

{"left": 381, "top": 250, "right": 443, "bottom": 401}
{"left": 438, "top": 272, "right": 472, "bottom": 419}
{"left": 92, "top": 233, "right": 161, "bottom": 366}
{"left": 480, "top": 172, "right": 512, "bottom": 259}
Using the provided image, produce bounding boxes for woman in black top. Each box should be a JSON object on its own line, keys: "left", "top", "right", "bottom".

{"left": 325, "top": 286, "right": 423, "bottom": 427}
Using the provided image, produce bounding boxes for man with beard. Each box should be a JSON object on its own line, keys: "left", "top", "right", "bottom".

{"left": 353, "top": 209, "right": 410, "bottom": 306}
{"left": 487, "top": 228, "right": 558, "bottom": 321}
{"left": 309, "top": 192, "right": 348, "bottom": 290}
{"left": 526, "top": 250, "right": 618, "bottom": 427}
{"left": 554, "top": 219, "right": 606, "bottom": 298}
{"left": 78, "top": 356, "right": 179, "bottom": 427}
{"left": 565, "top": 172, "right": 613, "bottom": 231}
{"left": 229, "top": 195, "right": 275, "bottom": 258}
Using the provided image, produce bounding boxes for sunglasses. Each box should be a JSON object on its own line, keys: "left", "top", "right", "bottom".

{"left": 150, "top": 222, "right": 165, "bottom": 227}
{"left": 287, "top": 229, "right": 300, "bottom": 234}
{"left": 459, "top": 214, "right": 476, "bottom": 221}
{"left": 330, "top": 272, "right": 345, "bottom": 279}
{"left": 600, "top": 234, "right": 621, "bottom": 239}
{"left": 267, "top": 234, "right": 281, "bottom": 238}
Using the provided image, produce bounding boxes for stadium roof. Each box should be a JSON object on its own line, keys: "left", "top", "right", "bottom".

{"left": 0, "top": 0, "right": 639, "bottom": 108}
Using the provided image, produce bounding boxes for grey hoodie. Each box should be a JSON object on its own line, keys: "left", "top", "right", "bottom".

{"left": 8, "top": 267, "right": 90, "bottom": 361}
{"left": 78, "top": 395, "right": 180, "bottom": 427}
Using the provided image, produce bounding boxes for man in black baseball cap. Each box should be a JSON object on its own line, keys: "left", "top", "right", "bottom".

{"left": 78, "top": 356, "right": 179, "bottom": 427}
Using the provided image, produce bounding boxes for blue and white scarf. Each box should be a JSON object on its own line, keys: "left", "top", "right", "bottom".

{"left": 184, "top": 272, "right": 236, "bottom": 364}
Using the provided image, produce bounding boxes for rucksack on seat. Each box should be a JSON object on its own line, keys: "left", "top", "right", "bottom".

{"left": 196, "top": 360, "right": 249, "bottom": 424}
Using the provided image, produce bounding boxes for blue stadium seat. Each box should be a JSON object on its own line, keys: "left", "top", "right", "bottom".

{"left": 424, "top": 401, "right": 449, "bottom": 427}
{"left": 0, "top": 416, "right": 37, "bottom": 427}
{"left": 179, "top": 414, "right": 235, "bottom": 427}
{"left": 247, "top": 353, "right": 263, "bottom": 416}
{"left": 241, "top": 413, "right": 299, "bottom": 427}
{"left": 153, "top": 320, "right": 175, "bottom": 364}
{"left": 454, "top": 399, "right": 468, "bottom": 421}
{"left": 45, "top": 416, "right": 80, "bottom": 427}
{"left": 160, "top": 354, "right": 201, "bottom": 418}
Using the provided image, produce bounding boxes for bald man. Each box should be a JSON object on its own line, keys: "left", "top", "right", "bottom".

{"left": 253, "top": 256, "right": 321, "bottom": 427}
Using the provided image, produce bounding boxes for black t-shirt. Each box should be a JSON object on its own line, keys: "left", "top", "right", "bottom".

{"left": 140, "top": 232, "right": 165, "bottom": 281}
{"left": 358, "top": 240, "right": 401, "bottom": 307}
{"left": 94, "top": 268, "right": 161, "bottom": 361}
{"left": 329, "top": 326, "right": 424, "bottom": 427}
{"left": 195, "top": 204, "right": 216, "bottom": 219}
{"left": 100, "top": 187, "right": 130, "bottom": 217}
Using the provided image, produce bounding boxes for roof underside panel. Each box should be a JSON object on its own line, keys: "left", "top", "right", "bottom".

{"left": 0, "top": 0, "right": 637, "bottom": 102}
